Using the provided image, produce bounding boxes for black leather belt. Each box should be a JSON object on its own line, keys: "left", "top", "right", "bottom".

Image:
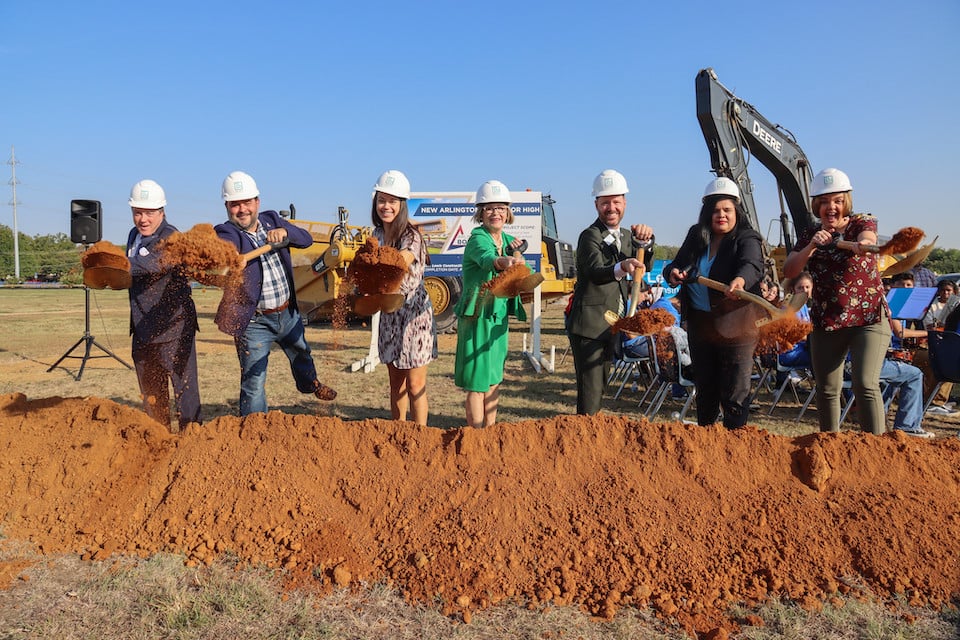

{"left": 257, "top": 300, "right": 290, "bottom": 315}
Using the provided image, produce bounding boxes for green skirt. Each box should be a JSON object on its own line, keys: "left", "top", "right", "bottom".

{"left": 454, "top": 314, "right": 509, "bottom": 392}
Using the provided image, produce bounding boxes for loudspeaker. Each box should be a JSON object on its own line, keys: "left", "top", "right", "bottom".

{"left": 70, "top": 200, "right": 102, "bottom": 244}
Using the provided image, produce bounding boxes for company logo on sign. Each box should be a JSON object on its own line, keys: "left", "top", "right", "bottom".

{"left": 448, "top": 224, "right": 470, "bottom": 247}
{"left": 752, "top": 120, "right": 782, "bottom": 155}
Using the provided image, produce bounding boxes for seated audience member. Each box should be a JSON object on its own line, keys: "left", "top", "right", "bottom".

{"left": 621, "top": 284, "right": 681, "bottom": 358}
{"left": 890, "top": 273, "right": 958, "bottom": 415}
{"left": 621, "top": 287, "right": 689, "bottom": 397}
{"left": 775, "top": 272, "right": 814, "bottom": 385}
{"left": 884, "top": 316, "right": 935, "bottom": 437}
{"left": 923, "top": 278, "right": 959, "bottom": 329}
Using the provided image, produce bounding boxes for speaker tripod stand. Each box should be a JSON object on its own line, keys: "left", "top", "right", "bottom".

{"left": 47, "top": 286, "right": 132, "bottom": 381}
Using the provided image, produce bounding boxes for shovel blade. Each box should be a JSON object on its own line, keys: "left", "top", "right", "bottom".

{"left": 881, "top": 237, "right": 938, "bottom": 277}
{"left": 519, "top": 272, "right": 545, "bottom": 292}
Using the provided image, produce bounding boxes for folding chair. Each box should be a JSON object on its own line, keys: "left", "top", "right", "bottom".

{"left": 607, "top": 335, "right": 655, "bottom": 401}
{"left": 922, "top": 330, "right": 960, "bottom": 412}
{"left": 641, "top": 334, "right": 696, "bottom": 421}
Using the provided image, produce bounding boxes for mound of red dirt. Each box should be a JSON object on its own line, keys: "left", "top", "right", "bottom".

{"left": 1, "top": 393, "right": 958, "bottom": 636}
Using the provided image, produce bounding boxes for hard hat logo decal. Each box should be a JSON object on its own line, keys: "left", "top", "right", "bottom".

{"left": 384, "top": 176, "right": 395, "bottom": 187}
{"left": 824, "top": 176, "right": 834, "bottom": 186}
{"left": 603, "top": 177, "right": 613, "bottom": 189}
{"left": 139, "top": 190, "right": 149, "bottom": 200}
{"left": 233, "top": 181, "right": 244, "bottom": 193}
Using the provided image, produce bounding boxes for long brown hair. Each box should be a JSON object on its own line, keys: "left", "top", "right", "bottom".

{"left": 370, "top": 193, "right": 430, "bottom": 265}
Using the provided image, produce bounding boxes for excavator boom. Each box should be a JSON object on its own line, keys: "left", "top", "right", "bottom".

{"left": 696, "top": 68, "right": 818, "bottom": 252}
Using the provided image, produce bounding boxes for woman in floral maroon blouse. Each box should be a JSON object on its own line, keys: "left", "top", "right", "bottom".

{"left": 783, "top": 168, "right": 891, "bottom": 435}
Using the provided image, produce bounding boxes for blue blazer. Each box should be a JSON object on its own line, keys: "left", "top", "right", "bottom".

{"left": 214, "top": 210, "right": 314, "bottom": 336}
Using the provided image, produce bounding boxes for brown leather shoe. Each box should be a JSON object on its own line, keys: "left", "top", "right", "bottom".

{"left": 313, "top": 382, "right": 337, "bottom": 401}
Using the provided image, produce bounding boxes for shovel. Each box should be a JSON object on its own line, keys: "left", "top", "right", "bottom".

{"left": 696, "top": 276, "right": 808, "bottom": 326}
{"left": 513, "top": 240, "right": 545, "bottom": 292}
{"left": 486, "top": 239, "right": 544, "bottom": 298}
{"left": 207, "top": 239, "right": 290, "bottom": 276}
{"left": 603, "top": 240, "right": 653, "bottom": 326}
{"left": 832, "top": 226, "right": 924, "bottom": 256}
{"left": 881, "top": 236, "right": 938, "bottom": 277}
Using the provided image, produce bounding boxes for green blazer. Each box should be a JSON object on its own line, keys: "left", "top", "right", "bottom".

{"left": 454, "top": 226, "right": 527, "bottom": 322}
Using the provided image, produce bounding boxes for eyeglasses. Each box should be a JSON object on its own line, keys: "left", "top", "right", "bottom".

{"left": 481, "top": 205, "right": 510, "bottom": 214}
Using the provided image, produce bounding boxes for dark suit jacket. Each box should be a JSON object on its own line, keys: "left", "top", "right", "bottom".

{"left": 665, "top": 223, "right": 764, "bottom": 323}
{"left": 126, "top": 219, "right": 198, "bottom": 349}
{"left": 567, "top": 219, "right": 655, "bottom": 340}
{"left": 214, "top": 210, "right": 314, "bottom": 337}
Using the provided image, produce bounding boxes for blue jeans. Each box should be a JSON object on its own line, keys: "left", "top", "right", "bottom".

{"left": 880, "top": 358, "right": 924, "bottom": 432}
{"left": 234, "top": 307, "right": 318, "bottom": 415}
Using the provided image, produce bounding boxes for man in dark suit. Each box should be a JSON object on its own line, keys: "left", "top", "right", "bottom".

{"left": 215, "top": 171, "right": 336, "bottom": 415}
{"left": 566, "top": 169, "right": 655, "bottom": 415}
{"left": 126, "top": 179, "right": 201, "bottom": 431}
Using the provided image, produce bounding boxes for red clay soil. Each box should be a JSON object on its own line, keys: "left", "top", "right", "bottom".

{"left": 158, "top": 223, "right": 245, "bottom": 288}
{"left": 1, "top": 392, "right": 958, "bottom": 636}
{"left": 755, "top": 316, "right": 812, "bottom": 355}
{"left": 350, "top": 237, "right": 408, "bottom": 295}
{"left": 611, "top": 308, "right": 678, "bottom": 337}
{"left": 482, "top": 262, "right": 534, "bottom": 298}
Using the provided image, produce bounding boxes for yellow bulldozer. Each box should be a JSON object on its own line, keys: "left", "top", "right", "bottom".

{"left": 286, "top": 193, "right": 577, "bottom": 332}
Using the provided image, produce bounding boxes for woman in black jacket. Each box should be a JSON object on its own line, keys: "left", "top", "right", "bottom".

{"left": 664, "top": 177, "right": 765, "bottom": 429}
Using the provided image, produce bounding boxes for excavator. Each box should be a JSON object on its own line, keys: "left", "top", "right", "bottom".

{"left": 696, "top": 68, "right": 931, "bottom": 280}
{"left": 695, "top": 67, "right": 819, "bottom": 279}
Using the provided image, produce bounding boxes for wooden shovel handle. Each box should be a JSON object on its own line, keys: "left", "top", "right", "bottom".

{"left": 241, "top": 239, "right": 289, "bottom": 264}
{"left": 834, "top": 239, "right": 880, "bottom": 254}
{"left": 626, "top": 245, "right": 646, "bottom": 317}
{"left": 695, "top": 276, "right": 781, "bottom": 316}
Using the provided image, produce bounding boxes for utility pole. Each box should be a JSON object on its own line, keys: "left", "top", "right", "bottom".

{"left": 7, "top": 145, "right": 21, "bottom": 281}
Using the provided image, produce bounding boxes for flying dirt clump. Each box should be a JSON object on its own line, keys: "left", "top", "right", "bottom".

{"left": 158, "top": 223, "right": 245, "bottom": 288}
{"left": 610, "top": 307, "right": 677, "bottom": 337}
{"left": 755, "top": 316, "right": 812, "bottom": 355}
{"left": 349, "top": 237, "right": 408, "bottom": 295}
{"left": 0, "top": 393, "right": 958, "bottom": 638}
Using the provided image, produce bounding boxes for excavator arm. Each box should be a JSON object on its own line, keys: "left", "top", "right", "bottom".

{"left": 696, "top": 68, "right": 818, "bottom": 253}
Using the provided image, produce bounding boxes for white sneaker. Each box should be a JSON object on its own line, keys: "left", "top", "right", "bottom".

{"left": 925, "top": 405, "right": 955, "bottom": 416}
{"left": 787, "top": 373, "right": 803, "bottom": 384}
{"left": 897, "top": 428, "right": 935, "bottom": 439}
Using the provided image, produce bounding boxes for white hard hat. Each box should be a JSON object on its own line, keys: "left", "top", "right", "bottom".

{"left": 128, "top": 179, "right": 166, "bottom": 209}
{"left": 475, "top": 180, "right": 511, "bottom": 205}
{"left": 592, "top": 169, "right": 629, "bottom": 198}
{"left": 810, "top": 168, "right": 852, "bottom": 197}
{"left": 374, "top": 170, "right": 411, "bottom": 199}
{"left": 702, "top": 177, "right": 741, "bottom": 203}
{"left": 222, "top": 171, "right": 260, "bottom": 202}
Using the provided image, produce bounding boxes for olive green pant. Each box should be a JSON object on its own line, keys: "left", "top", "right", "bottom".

{"left": 808, "top": 317, "right": 891, "bottom": 435}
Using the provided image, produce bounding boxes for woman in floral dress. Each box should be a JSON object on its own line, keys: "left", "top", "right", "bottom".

{"left": 370, "top": 170, "right": 437, "bottom": 426}
{"left": 783, "top": 168, "right": 890, "bottom": 434}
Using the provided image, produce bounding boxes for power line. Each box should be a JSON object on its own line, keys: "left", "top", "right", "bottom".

{"left": 7, "top": 146, "right": 21, "bottom": 280}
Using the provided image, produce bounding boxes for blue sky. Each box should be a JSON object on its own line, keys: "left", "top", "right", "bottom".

{"left": 3, "top": 0, "right": 959, "bottom": 253}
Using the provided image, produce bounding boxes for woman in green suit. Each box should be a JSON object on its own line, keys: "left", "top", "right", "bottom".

{"left": 454, "top": 180, "right": 527, "bottom": 428}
